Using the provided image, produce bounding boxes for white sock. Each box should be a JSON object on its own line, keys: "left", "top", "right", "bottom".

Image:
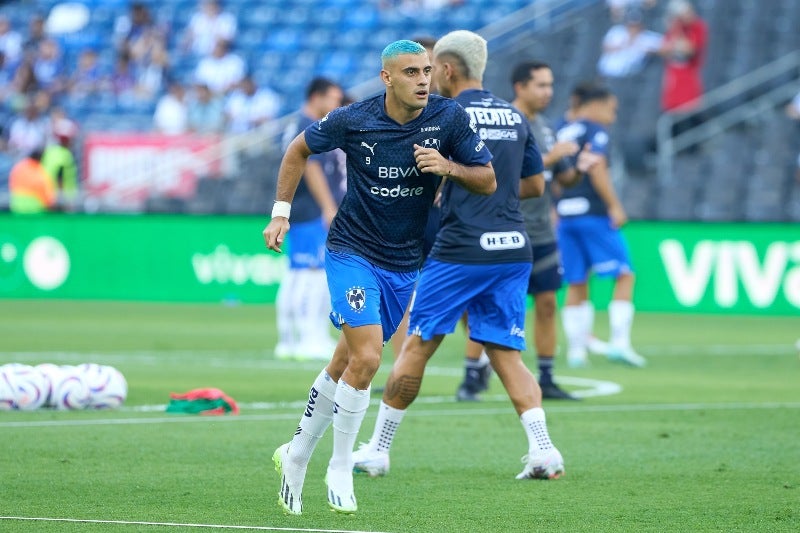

{"left": 477, "top": 350, "right": 490, "bottom": 366}
{"left": 368, "top": 401, "right": 406, "bottom": 454}
{"left": 292, "top": 269, "right": 313, "bottom": 346}
{"left": 520, "top": 407, "right": 555, "bottom": 453}
{"left": 307, "top": 268, "right": 334, "bottom": 344}
{"left": 561, "top": 305, "right": 587, "bottom": 353}
{"left": 287, "top": 370, "right": 337, "bottom": 467}
{"left": 580, "top": 301, "right": 595, "bottom": 341}
{"left": 609, "top": 299, "right": 634, "bottom": 350}
{"left": 329, "top": 380, "right": 370, "bottom": 472}
{"left": 276, "top": 269, "right": 299, "bottom": 348}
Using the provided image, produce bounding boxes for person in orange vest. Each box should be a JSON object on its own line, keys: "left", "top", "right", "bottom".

{"left": 9, "top": 148, "right": 57, "bottom": 213}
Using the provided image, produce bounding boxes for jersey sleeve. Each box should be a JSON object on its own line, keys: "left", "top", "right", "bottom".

{"left": 446, "top": 103, "right": 493, "bottom": 166}
{"left": 304, "top": 106, "right": 349, "bottom": 154}
{"left": 521, "top": 122, "right": 544, "bottom": 178}
{"left": 588, "top": 127, "right": 611, "bottom": 158}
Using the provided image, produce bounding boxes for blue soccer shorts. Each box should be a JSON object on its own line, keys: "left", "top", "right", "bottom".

{"left": 408, "top": 259, "right": 531, "bottom": 351}
{"left": 557, "top": 215, "right": 633, "bottom": 284}
{"left": 527, "top": 241, "right": 564, "bottom": 295}
{"left": 325, "top": 249, "right": 418, "bottom": 343}
{"left": 288, "top": 217, "right": 327, "bottom": 269}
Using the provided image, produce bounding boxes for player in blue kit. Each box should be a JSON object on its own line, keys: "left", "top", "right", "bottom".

{"left": 274, "top": 77, "right": 344, "bottom": 361}
{"left": 352, "top": 30, "right": 565, "bottom": 481}
{"left": 555, "top": 84, "right": 646, "bottom": 368}
{"left": 262, "top": 39, "right": 495, "bottom": 515}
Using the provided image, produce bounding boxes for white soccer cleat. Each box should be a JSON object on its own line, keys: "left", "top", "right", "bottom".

{"left": 273, "top": 443, "right": 304, "bottom": 515}
{"left": 294, "top": 341, "right": 334, "bottom": 361}
{"left": 607, "top": 346, "right": 647, "bottom": 368}
{"left": 587, "top": 335, "right": 613, "bottom": 356}
{"left": 325, "top": 466, "right": 357, "bottom": 514}
{"left": 515, "top": 448, "right": 565, "bottom": 480}
{"left": 274, "top": 343, "right": 295, "bottom": 361}
{"left": 566, "top": 348, "right": 589, "bottom": 369}
{"left": 352, "top": 442, "right": 390, "bottom": 477}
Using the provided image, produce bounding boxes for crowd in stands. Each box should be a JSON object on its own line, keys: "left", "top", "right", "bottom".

{"left": 1, "top": 0, "right": 798, "bottom": 215}
{"left": 0, "top": 1, "right": 285, "bottom": 146}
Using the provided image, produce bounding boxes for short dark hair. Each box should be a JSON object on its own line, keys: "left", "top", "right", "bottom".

{"left": 305, "top": 77, "right": 340, "bottom": 101}
{"left": 576, "top": 83, "right": 614, "bottom": 106}
{"left": 510, "top": 61, "right": 551, "bottom": 86}
{"left": 569, "top": 80, "right": 605, "bottom": 107}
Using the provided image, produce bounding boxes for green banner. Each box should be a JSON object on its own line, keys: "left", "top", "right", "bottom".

{"left": 585, "top": 222, "right": 800, "bottom": 315}
{"left": 1, "top": 215, "right": 798, "bottom": 315}
{"left": 0, "top": 214, "right": 286, "bottom": 303}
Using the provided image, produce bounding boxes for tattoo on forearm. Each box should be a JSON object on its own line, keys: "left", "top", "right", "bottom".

{"left": 385, "top": 374, "right": 422, "bottom": 405}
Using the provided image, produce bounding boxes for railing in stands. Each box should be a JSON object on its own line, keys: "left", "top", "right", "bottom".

{"left": 656, "top": 50, "right": 800, "bottom": 184}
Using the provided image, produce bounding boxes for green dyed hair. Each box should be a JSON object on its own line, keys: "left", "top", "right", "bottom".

{"left": 381, "top": 40, "right": 427, "bottom": 67}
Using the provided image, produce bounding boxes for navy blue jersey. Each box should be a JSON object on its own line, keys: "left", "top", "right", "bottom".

{"left": 304, "top": 93, "right": 491, "bottom": 272}
{"left": 555, "top": 119, "right": 611, "bottom": 218}
{"left": 430, "top": 89, "right": 542, "bottom": 264}
{"left": 283, "top": 112, "right": 327, "bottom": 223}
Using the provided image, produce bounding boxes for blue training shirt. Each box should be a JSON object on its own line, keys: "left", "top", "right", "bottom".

{"left": 282, "top": 112, "right": 328, "bottom": 223}
{"left": 429, "top": 89, "right": 543, "bottom": 264}
{"left": 303, "top": 93, "right": 491, "bottom": 272}
{"left": 555, "top": 118, "right": 611, "bottom": 218}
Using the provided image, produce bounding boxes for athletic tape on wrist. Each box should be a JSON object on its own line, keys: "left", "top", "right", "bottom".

{"left": 271, "top": 201, "right": 291, "bottom": 219}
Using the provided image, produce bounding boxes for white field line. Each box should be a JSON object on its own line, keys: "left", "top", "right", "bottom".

{"left": 2, "top": 401, "right": 799, "bottom": 429}
{"left": 0, "top": 516, "right": 389, "bottom": 533}
{"left": 0, "top": 343, "right": 795, "bottom": 378}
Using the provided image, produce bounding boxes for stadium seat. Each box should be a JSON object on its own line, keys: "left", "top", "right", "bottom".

{"left": 1, "top": 0, "right": 791, "bottom": 221}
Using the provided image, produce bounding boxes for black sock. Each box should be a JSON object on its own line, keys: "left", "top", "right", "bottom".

{"left": 462, "top": 357, "right": 485, "bottom": 391}
{"left": 538, "top": 356, "right": 554, "bottom": 386}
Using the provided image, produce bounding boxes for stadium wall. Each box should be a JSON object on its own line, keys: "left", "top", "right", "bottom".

{"left": 0, "top": 215, "right": 798, "bottom": 315}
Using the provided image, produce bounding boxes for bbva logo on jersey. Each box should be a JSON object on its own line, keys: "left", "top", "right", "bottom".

{"left": 421, "top": 138, "right": 441, "bottom": 150}
{"left": 346, "top": 286, "right": 366, "bottom": 312}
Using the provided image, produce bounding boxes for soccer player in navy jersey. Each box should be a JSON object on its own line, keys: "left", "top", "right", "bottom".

{"left": 263, "top": 39, "right": 495, "bottom": 515}
{"left": 554, "top": 85, "right": 646, "bottom": 368}
{"left": 351, "top": 30, "right": 565, "bottom": 482}
{"left": 274, "top": 77, "right": 344, "bottom": 361}
{"left": 388, "top": 35, "right": 438, "bottom": 360}
{"left": 506, "top": 61, "right": 585, "bottom": 398}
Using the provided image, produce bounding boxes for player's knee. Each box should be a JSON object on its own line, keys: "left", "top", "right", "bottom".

{"left": 616, "top": 271, "right": 636, "bottom": 288}
{"left": 535, "top": 293, "right": 557, "bottom": 321}
{"left": 348, "top": 349, "right": 382, "bottom": 376}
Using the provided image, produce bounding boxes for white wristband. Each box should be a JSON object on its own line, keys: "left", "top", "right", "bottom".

{"left": 271, "top": 201, "right": 291, "bottom": 219}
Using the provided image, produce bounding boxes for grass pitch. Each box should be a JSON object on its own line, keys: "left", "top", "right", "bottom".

{"left": 0, "top": 300, "right": 798, "bottom": 532}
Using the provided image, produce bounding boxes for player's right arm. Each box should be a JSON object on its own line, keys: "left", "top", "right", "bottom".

{"left": 587, "top": 156, "right": 627, "bottom": 229}
{"left": 556, "top": 143, "right": 603, "bottom": 187}
{"left": 263, "top": 132, "right": 313, "bottom": 253}
{"left": 542, "top": 140, "right": 578, "bottom": 169}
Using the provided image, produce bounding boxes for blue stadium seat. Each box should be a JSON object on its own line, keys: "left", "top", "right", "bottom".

{"left": 269, "top": 28, "right": 303, "bottom": 53}
{"left": 339, "top": 8, "right": 378, "bottom": 31}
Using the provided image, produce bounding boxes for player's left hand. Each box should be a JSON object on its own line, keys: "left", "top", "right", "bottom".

{"left": 413, "top": 144, "right": 449, "bottom": 176}
{"left": 263, "top": 218, "right": 290, "bottom": 253}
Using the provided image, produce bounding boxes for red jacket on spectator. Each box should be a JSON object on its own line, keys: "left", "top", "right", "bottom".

{"left": 661, "top": 10, "right": 707, "bottom": 112}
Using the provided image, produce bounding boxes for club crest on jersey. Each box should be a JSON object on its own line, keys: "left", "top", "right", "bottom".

{"left": 421, "top": 138, "right": 441, "bottom": 151}
{"left": 346, "top": 286, "right": 366, "bottom": 312}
